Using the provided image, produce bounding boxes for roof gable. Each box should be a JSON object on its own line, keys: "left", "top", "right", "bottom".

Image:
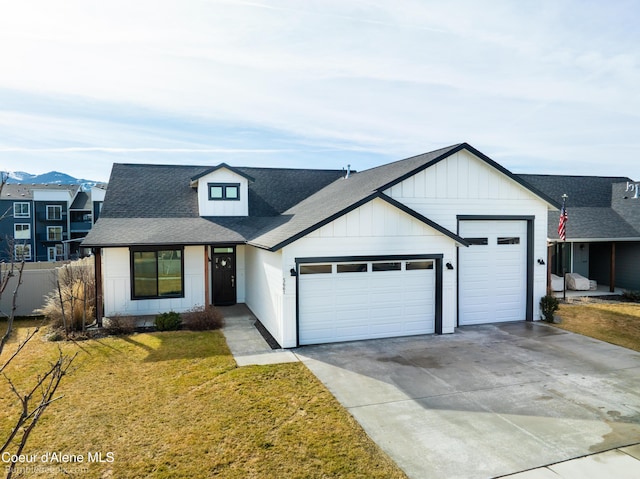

{"left": 249, "top": 191, "right": 467, "bottom": 251}
{"left": 190, "top": 163, "right": 255, "bottom": 183}
{"left": 379, "top": 143, "right": 560, "bottom": 208}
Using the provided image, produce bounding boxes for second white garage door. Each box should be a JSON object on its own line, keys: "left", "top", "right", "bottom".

{"left": 298, "top": 259, "right": 436, "bottom": 345}
{"left": 459, "top": 220, "right": 527, "bottom": 325}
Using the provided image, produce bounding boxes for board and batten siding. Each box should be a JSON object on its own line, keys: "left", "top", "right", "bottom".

{"left": 102, "top": 246, "right": 206, "bottom": 317}
{"left": 280, "top": 197, "right": 459, "bottom": 346}
{"left": 384, "top": 149, "right": 550, "bottom": 321}
{"left": 195, "top": 168, "right": 249, "bottom": 217}
{"left": 244, "top": 246, "right": 285, "bottom": 346}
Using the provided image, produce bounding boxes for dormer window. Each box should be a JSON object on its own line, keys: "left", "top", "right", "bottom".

{"left": 209, "top": 183, "right": 240, "bottom": 201}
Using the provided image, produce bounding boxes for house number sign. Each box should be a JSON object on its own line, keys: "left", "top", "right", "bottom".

{"left": 626, "top": 182, "right": 640, "bottom": 199}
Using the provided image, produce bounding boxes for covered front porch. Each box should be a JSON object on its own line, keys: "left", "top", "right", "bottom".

{"left": 548, "top": 240, "right": 640, "bottom": 295}
{"left": 553, "top": 283, "right": 625, "bottom": 299}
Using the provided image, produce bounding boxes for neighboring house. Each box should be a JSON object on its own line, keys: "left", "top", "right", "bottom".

{"left": 83, "top": 143, "right": 558, "bottom": 347}
{"left": 0, "top": 183, "right": 106, "bottom": 262}
{"left": 518, "top": 174, "right": 640, "bottom": 292}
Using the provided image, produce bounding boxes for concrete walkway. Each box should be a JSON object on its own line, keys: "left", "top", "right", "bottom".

{"left": 218, "top": 304, "right": 298, "bottom": 366}
{"left": 219, "top": 307, "right": 640, "bottom": 478}
{"left": 500, "top": 443, "right": 640, "bottom": 479}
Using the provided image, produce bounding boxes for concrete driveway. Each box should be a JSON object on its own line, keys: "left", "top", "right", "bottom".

{"left": 295, "top": 322, "right": 640, "bottom": 479}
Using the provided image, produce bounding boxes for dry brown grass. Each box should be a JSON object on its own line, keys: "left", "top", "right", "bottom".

{"left": 0, "top": 321, "right": 407, "bottom": 479}
{"left": 555, "top": 300, "right": 640, "bottom": 352}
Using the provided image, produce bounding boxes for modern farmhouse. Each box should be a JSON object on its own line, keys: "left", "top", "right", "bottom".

{"left": 82, "top": 143, "right": 560, "bottom": 347}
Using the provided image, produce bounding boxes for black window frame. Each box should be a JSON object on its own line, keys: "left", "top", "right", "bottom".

{"left": 497, "top": 236, "right": 521, "bottom": 245}
{"left": 466, "top": 237, "right": 488, "bottom": 245}
{"left": 130, "top": 246, "right": 185, "bottom": 300}
{"left": 208, "top": 183, "right": 241, "bottom": 201}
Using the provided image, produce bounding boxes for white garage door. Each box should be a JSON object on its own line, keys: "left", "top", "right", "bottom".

{"left": 299, "top": 259, "right": 436, "bottom": 345}
{"left": 459, "top": 220, "right": 527, "bottom": 325}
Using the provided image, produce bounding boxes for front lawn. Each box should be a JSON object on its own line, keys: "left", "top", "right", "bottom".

{"left": 0, "top": 320, "right": 406, "bottom": 478}
{"left": 555, "top": 301, "right": 640, "bottom": 352}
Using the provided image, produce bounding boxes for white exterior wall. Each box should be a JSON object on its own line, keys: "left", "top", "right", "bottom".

{"left": 102, "top": 245, "right": 206, "bottom": 317}
{"left": 33, "top": 190, "right": 71, "bottom": 202}
{"left": 236, "top": 245, "right": 246, "bottom": 303}
{"left": 196, "top": 168, "right": 249, "bottom": 216}
{"left": 244, "top": 246, "right": 285, "bottom": 346}
{"left": 90, "top": 186, "right": 107, "bottom": 202}
{"left": 384, "top": 150, "right": 550, "bottom": 320}
{"left": 280, "top": 198, "right": 459, "bottom": 346}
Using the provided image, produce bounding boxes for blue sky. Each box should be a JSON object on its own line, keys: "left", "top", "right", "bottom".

{"left": 1, "top": 0, "right": 639, "bottom": 182}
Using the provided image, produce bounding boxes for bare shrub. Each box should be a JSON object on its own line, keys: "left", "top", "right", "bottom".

{"left": 104, "top": 314, "right": 137, "bottom": 335}
{"left": 36, "top": 257, "right": 95, "bottom": 334}
{"left": 181, "top": 305, "right": 224, "bottom": 331}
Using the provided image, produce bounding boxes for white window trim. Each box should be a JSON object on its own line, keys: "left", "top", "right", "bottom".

{"left": 47, "top": 226, "right": 63, "bottom": 241}
{"left": 14, "top": 223, "right": 31, "bottom": 240}
{"left": 13, "top": 202, "right": 30, "bottom": 218}
{"left": 14, "top": 244, "right": 32, "bottom": 261}
{"left": 46, "top": 205, "right": 63, "bottom": 221}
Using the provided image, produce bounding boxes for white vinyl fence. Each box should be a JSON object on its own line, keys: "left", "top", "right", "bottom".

{"left": 0, "top": 262, "right": 65, "bottom": 317}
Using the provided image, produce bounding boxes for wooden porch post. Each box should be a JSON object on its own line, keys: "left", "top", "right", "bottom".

{"left": 204, "top": 245, "right": 210, "bottom": 305}
{"left": 94, "top": 248, "right": 103, "bottom": 327}
{"left": 609, "top": 242, "right": 616, "bottom": 293}
{"left": 546, "top": 244, "right": 553, "bottom": 294}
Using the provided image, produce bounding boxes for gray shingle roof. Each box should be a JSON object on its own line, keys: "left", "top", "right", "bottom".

{"left": 70, "top": 191, "right": 91, "bottom": 210}
{"left": 517, "top": 174, "right": 632, "bottom": 207}
{"left": 84, "top": 143, "right": 560, "bottom": 250}
{"left": 0, "top": 183, "right": 81, "bottom": 200}
{"left": 517, "top": 174, "right": 640, "bottom": 240}
{"left": 84, "top": 163, "right": 345, "bottom": 247}
{"left": 250, "top": 144, "right": 467, "bottom": 250}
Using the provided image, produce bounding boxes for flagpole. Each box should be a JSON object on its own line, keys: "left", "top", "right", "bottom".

{"left": 560, "top": 194, "right": 568, "bottom": 300}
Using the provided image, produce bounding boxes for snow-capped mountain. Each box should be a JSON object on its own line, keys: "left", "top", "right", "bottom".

{"left": 5, "top": 171, "right": 101, "bottom": 190}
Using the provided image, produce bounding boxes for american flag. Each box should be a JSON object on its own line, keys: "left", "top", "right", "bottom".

{"left": 558, "top": 197, "right": 568, "bottom": 241}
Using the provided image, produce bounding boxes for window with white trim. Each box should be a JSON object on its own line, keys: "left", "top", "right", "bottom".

{"left": 47, "top": 205, "right": 63, "bottom": 220}
{"left": 47, "top": 226, "right": 63, "bottom": 241}
{"left": 14, "top": 223, "right": 31, "bottom": 240}
{"left": 13, "top": 202, "right": 30, "bottom": 218}
{"left": 14, "top": 244, "right": 31, "bottom": 261}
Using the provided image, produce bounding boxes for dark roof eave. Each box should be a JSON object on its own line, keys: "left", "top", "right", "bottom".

{"left": 378, "top": 193, "right": 469, "bottom": 246}
{"left": 82, "top": 240, "right": 249, "bottom": 248}
{"left": 264, "top": 191, "right": 469, "bottom": 252}
{"left": 190, "top": 163, "right": 256, "bottom": 183}
{"left": 265, "top": 192, "right": 381, "bottom": 252}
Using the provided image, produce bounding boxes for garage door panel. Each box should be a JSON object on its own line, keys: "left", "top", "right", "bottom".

{"left": 459, "top": 220, "right": 527, "bottom": 326}
{"left": 299, "top": 259, "right": 436, "bottom": 345}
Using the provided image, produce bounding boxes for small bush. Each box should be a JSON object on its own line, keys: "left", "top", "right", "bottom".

{"left": 540, "top": 294, "right": 560, "bottom": 322}
{"left": 182, "top": 305, "right": 225, "bottom": 331}
{"left": 622, "top": 290, "right": 640, "bottom": 302}
{"left": 47, "top": 329, "right": 65, "bottom": 342}
{"left": 105, "top": 315, "right": 137, "bottom": 335}
{"left": 155, "top": 311, "right": 182, "bottom": 331}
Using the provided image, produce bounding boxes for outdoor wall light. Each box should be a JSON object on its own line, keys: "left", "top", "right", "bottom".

{"left": 446, "top": 262, "right": 454, "bottom": 270}
{"left": 537, "top": 258, "right": 546, "bottom": 265}
{"left": 290, "top": 268, "right": 298, "bottom": 277}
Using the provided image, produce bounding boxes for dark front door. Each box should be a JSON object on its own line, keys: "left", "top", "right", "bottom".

{"left": 212, "top": 247, "right": 236, "bottom": 306}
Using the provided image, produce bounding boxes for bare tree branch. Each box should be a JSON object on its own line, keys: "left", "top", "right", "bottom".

{"left": 0, "top": 327, "right": 39, "bottom": 374}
